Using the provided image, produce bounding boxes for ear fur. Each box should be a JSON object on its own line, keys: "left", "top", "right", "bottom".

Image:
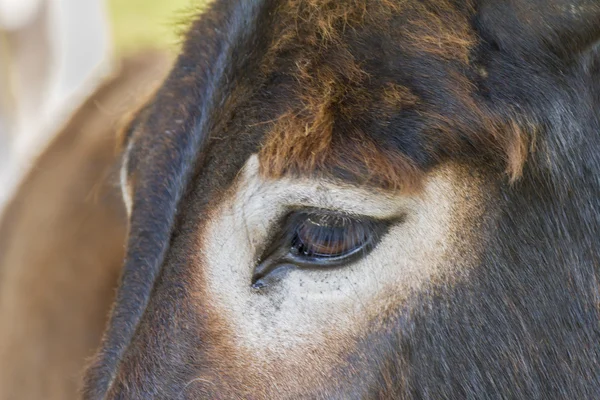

{"left": 82, "top": 1, "right": 271, "bottom": 398}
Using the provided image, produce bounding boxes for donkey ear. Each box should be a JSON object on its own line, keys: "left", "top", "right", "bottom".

{"left": 477, "top": 0, "right": 600, "bottom": 59}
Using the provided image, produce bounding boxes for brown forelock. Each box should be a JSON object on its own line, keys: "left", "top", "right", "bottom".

{"left": 257, "top": 0, "right": 535, "bottom": 190}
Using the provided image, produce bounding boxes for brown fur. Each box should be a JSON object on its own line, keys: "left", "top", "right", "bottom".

{"left": 0, "top": 51, "right": 171, "bottom": 400}
{"left": 72, "top": 0, "right": 600, "bottom": 398}
{"left": 257, "top": 0, "right": 530, "bottom": 191}
{"left": 5, "top": 0, "right": 591, "bottom": 397}
{"left": 419, "top": 69, "right": 537, "bottom": 183}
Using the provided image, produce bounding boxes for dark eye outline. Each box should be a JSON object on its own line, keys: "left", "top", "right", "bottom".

{"left": 252, "top": 208, "right": 393, "bottom": 288}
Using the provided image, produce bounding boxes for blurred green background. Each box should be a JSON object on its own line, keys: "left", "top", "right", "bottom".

{"left": 107, "top": 0, "right": 198, "bottom": 53}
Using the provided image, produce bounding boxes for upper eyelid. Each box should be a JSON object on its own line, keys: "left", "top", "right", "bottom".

{"left": 262, "top": 209, "right": 386, "bottom": 255}
{"left": 285, "top": 205, "right": 386, "bottom": 222}
{"left": 279, "top": 194, "right": 408, "bottom": 220}
{"left": 283, "top": 209, "right": 373, "bottom": 234}
{"left": 265, "top": 207, "right": 397, "bottom": 245}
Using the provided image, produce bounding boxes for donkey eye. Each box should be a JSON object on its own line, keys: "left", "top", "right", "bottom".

{"left": 252, "top": 210, "right": 389, "bottom": 287}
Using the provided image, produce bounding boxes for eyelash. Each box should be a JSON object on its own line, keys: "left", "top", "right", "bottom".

{"left": 252, "top": 209, "right": 389, "bottom": 288}
{"left": 290, "top": 213, "right": 376, "bottom": 261}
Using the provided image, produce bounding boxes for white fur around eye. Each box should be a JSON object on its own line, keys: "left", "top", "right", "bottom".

{"left": 196, "top": 154, "right": 486, "bottom": 393}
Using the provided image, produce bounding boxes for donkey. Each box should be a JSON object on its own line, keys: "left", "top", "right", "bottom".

{"left": 79, "top": 0, "right": 600, "bottom": 398}
{"left": 3, "top": 0, "right": 600, "bottom": 398}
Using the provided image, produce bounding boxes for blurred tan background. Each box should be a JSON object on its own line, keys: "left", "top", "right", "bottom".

{"left": 0, "top": 3, "right": 195, "bottom": 397}
{"left": 0, "top": 0, "right": 194, "bottom": 213}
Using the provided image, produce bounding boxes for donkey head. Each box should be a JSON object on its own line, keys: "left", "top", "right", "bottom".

{"left": 84, "top": 0, "right": 600, "bottom": 398}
